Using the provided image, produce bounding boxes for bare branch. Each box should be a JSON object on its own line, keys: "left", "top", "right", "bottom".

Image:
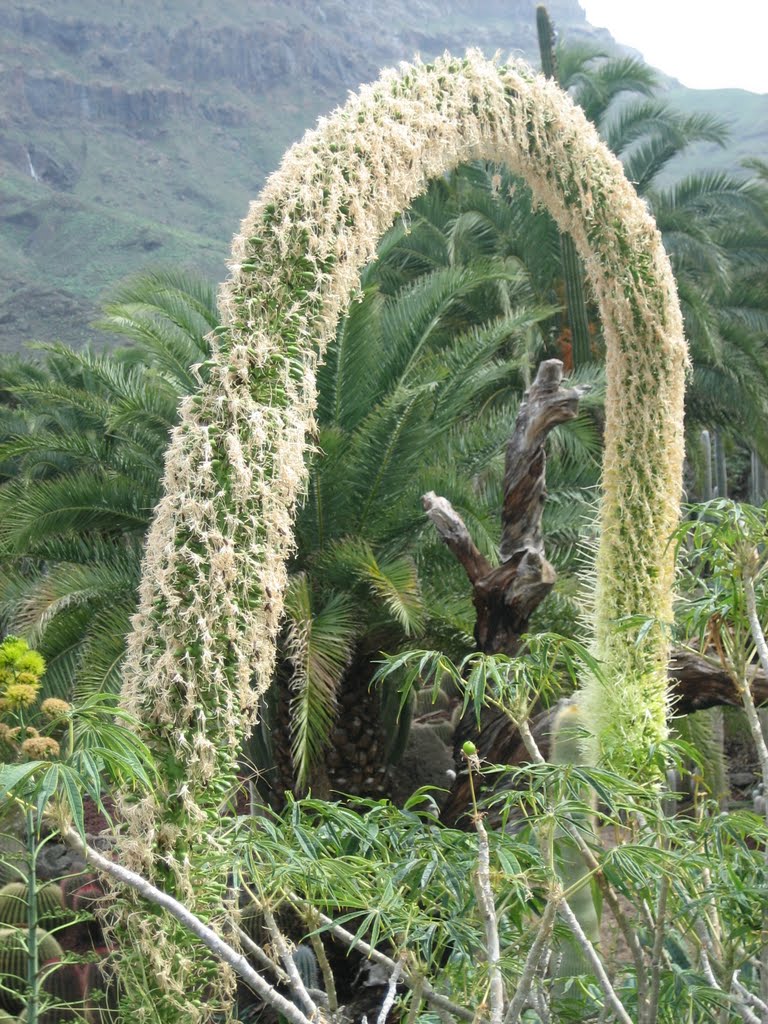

{"left": 473, "top": 814, "right": 505, "bottom": 1024}
{"left": 558, "top": 900, "right": 633, "bottom": 1024}
{"left": 742, "top": 575, "right": 768, "bottom": 790}
{"left": 260, "top": 900, "right": 319, "bottom": 1019}
{"left": 62, "top": 829, "right": 313, "bottom": 1024}
{"left": 645, "top": 867, "right": 670, "bottom": 1024}
{"left": 424, "top": 359, "right": 588, "bottom": 656}
{"left": 422, "top": 492, "right": 491, "bottom": 584}
{"left": 237, "top": 926, "right": 290, "bottom": 984}
{"left": 376, "top": 960, "right": 403, "bottom": 1024}
{"left": 503, "top": 897, "right": 559, "bottom": 1024}
{"left": 305, "top": 909, "right": 338, "bottom": 1013}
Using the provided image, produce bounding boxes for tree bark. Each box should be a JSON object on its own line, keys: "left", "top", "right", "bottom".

{"left": 423, "top": 359, "right": 589, "bottom": 655}
{"left": 439, "top": 659, "right": 768, "bottom": 826}
{"left": 426, "top": 359, "right": 768, "bottom": 825}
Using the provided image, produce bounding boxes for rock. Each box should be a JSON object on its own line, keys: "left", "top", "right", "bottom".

{"left": 388, "top": 723, "right": 455, "bottom": 807}
{"left": 731, "top": 771, "right": 757, "bottom": 788}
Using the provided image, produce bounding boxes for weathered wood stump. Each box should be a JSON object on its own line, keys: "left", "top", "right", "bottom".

{"left": 425, "top": 359, "right": 768, "bottom": 825}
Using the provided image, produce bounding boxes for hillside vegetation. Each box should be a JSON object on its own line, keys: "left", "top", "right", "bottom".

{"left": 0, "top": 0, "right": 765, "bottom": 352}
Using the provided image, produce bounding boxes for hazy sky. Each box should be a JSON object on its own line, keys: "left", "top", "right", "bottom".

{"left": 580, "top": 1, "right": 768, "bottom": 94}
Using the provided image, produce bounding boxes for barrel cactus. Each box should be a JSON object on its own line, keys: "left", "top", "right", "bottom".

{"left": 21, "top": 959, "right": 88, "bottom": 1023}
{"left": 0, "top": 884, "right": 66, "bottom": 929}
{"left": 0, "top": 928, "right": 62, "bottom": 1015}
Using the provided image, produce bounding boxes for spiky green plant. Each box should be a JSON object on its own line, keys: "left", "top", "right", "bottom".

{"left": 0, "top": 929, "right": 62, "bottom": 1016}
{"left": 0, "top": 884, "right": 65, "bottom": 930}
{"left": 109, "top": 51, "right": 686, "bottom": 1019}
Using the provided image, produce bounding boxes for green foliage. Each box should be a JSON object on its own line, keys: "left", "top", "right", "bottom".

{"left": 0, "top": 246, "right": 596, "bottom": 793}
{"left": 0, "top": 272, "right": 218, "bottom": 704}
{"left": 374, "top": 634, "right": 603, "bottom": 728}
{"left": 270, "top": 197, "right": 595, "bottom": 785}
{"left": 236, "top": 521, "right": 768, "bottom": 1023}
{"left": 0, "top": 639, "right": 154, "bottom": 1024}
{"left": 283, "top": 575, "right": 358, "bottom": 789}
{"left": 0, "top": 637, "right": 155, "bottom": 841}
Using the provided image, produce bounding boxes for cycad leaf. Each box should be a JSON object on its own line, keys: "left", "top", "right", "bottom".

{"left": 327, "top": 541, "right": 425, "bottom": 636}
{"left": 284, "top": 575, "right": 359, "bottom": 787}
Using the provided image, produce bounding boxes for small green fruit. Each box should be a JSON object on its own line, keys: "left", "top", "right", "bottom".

{"left": 461, "top": 741, "right": 477, "bottom": 757}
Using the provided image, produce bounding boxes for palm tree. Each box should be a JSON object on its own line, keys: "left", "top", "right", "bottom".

{"left": 0, "top": 229, "right": 601, "bottom": 807}
{"left": 256, "top": 230, "right": 601, "bottom": 802}
{"left": 556, "top": 41, "right": 768, "bottom": 453}
{"left": 0, "top": 270, "right": 217, "bottom": 699}
{"left": 652, "top": 170, "right": 768, "bottom": 459}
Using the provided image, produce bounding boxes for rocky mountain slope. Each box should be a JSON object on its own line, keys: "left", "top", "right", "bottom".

{"left": 1, "top": 0, "right": 766, "bottom": 352}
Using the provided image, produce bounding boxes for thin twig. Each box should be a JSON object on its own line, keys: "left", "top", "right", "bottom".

{"left": 62, "top": 829, "right": 313, "bottom": 1024}
{"left": 517, "top": 720, "right": 546, "bottom": 766}
{"left": 503, "top": 897, "right": 559, "bottom": 1024}
{"left": 739, "top": 571, "right": 768, "bottom": 1018}
{"left": 376, "top": 961, "right": 403, "bottom": 1024}
{"left": 692, "top": 924, "right": 755, "bottom": 1024}
{"left": 558, "top": 900, "right": 633, "bottom": 1024}
{"left": 532, "top": 983, "right": 551, "bottom": 1024}
{"left": 237, "top": 926, "right": 290, "bottom": 984}
{"left": 305, "top": 909, "right": 338, "bottom": 1013}
{"left": 473, "top": 812, "right": 504, "bottom": 1024}
{"left": 645, "top": 866, "right": 670, "bottom": 1024}
{"left": 727, "top": 980, "right": 763, "bottom": 1024}
{"left": 741, "top": 574, "right": 768, "bottom": 790}
{"left": 732, "top": 973, "right": 768, "bottom": 1017}
{"left": 260, "top": 901, "right": 319, "bottom": 1019}
{"left": 405, "top": 977, "right": 425, "bottom": 1024}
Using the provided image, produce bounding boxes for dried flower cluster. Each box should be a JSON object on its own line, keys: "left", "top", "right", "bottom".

{"left": 115, "top": 51, "right": 685, "bottom": 1019}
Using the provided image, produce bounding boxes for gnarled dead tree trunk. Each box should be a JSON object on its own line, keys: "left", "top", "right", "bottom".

{"left": 428, "top": 359, "right": 768, "bottom": 825}
{"left": 424, "top": 359, "right": 588, "bottom": 655}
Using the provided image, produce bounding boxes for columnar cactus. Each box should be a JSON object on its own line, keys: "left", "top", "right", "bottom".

{"left": 550, "top": 702, "right": 600, "bottom": 982}
{"left": 115, "top": 51, "right": 686, "bottom": 1018}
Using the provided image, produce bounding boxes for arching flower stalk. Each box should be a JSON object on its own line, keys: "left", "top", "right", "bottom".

{"left": 113, "top": 51, "right": 686, "bottom": 1019}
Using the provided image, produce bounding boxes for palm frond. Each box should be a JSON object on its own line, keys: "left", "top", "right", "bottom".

{"left": 73, "top": 603, "right": 135, "bottom": 701}
{"left": 318, "top": 539, "right": 425, "bottom": 636}
{"left": 284, "top": 575, "right": 359, "bottom": 788}
{"left": 318, "top": 285, "right": 387, "bottom": 430}
{"left": 97, "top": 269, "right": 215, "bottom": 392}
{"left": 564, "top": 54, "right": 659, "bottom": 127}
{"left": 0, "top": 470, "right": 158, "bottom": 551}
{"left": 623, "top": 116, "right": 728, "bottom": 194}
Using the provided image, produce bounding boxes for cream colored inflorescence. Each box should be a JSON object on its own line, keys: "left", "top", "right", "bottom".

{"left": 117, "top": 50, "right": 686, "bottom": 1018}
